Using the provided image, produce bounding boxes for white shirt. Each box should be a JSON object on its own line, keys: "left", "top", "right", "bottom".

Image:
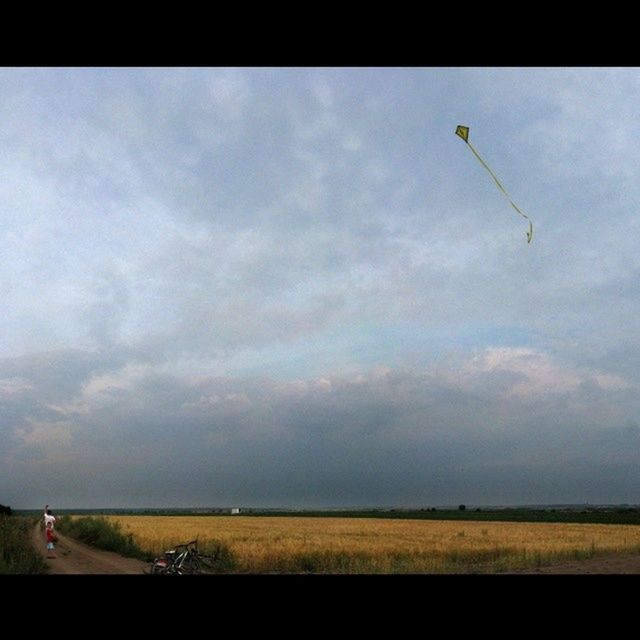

{"left": 44, "top": 510, "right": 56, "bottom": 529}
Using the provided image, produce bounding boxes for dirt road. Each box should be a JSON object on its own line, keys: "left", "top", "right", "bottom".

{"left": 32, "top": 523, "right": 149, "bottom": 574}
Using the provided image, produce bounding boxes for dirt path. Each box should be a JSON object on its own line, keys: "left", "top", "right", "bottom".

{"left": 32, "top": 523, "right": 149, "bottom": 574}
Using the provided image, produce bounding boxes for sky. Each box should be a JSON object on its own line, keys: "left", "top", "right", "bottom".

{"left": 2, "top": 67, "right": 640, "bottom": 509}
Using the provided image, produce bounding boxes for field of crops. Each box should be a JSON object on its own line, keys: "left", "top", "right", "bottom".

{"left": 103, "top": 515, "right": 640, "bottom": 573}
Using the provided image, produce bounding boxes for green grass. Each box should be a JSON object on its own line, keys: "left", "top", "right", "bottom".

{"left": 56, "top": 515, "right": 150, "bottom": 560}
{"left": 0, "top": 516, "right": 48, "bottom": 574}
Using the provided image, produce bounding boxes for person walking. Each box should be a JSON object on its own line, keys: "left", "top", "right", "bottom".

{"left": 44, "top": 504, "right": 56, "bottom": 530}
{"left": 45, "top": 521, "right": 57, "bottom": 558}
{"left": 43, "top": 505, "right": 58, "bottom": 559}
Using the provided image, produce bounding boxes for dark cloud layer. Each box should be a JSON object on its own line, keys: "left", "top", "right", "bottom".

{"left": 2, "top": 346, "right": 637, "bottom": 507}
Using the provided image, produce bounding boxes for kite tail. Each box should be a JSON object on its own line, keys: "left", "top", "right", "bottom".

{"left": 467, "top": 142, "right": 508, "bottom": 195}
{"left": 467, "top": 141, "right": 533, "bottom": 244}
{"left": 507, "top": 201, "right": 533, "bottom": 243}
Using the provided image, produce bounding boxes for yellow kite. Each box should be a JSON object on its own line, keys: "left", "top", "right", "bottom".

{"left": 455, "top": 125, "right": 533, "bottom": 244}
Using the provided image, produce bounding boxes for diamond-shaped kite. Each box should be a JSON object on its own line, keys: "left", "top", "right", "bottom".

{"left": 455, "top": 124, "right": 533, "bottom": 244}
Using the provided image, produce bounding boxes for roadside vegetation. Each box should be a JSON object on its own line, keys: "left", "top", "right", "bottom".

{"left": 56, "top": 515, "right": 149, "bottom": 561}
{"left": 0, "top": 515, "right": 48, "bottom": 574}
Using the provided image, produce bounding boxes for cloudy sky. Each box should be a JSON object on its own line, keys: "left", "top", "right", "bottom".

{"left": 2, "top": 67, "right": 640, "bottom": 509}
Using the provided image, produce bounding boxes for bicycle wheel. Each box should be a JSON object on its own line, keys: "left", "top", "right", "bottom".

{"left": 150, "top": 561, "right": 168, "bottom": 575}
{"left": 179, "top": 554, "right": 207, "bottom": 574}
{"left": 195, "top": 554, "right": 218, "bottom": 572}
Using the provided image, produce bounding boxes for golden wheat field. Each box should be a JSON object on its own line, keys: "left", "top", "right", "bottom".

{"left": 99, "top": 515, "right": 640, "bottom": 573}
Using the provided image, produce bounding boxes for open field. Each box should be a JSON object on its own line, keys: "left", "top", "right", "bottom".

{"left": 95, "top": 515, "right": 640, "bottom": 573}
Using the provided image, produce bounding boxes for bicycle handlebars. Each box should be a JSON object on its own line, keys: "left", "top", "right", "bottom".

{"left": 171, "top": 539, "right": 198, "bottom": 550}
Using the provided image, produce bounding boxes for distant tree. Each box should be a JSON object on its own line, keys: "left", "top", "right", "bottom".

{"left": 458, "top": 504, "right": 466, "bottom": 512}
{"left": 431, "top": 507, "right": 436, "bottom": 512}
{"left": 0, "top": 504, "right": 12, "bottom": 516}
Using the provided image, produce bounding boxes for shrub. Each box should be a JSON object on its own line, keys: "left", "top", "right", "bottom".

{"left": 56, "top": 516, "right": 148, "bottom": 560}
{"left": 0, "top": 516, "right": 48, "bottom": 574}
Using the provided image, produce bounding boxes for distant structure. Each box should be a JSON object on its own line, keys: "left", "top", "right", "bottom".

{"left": 230, "top": 508, "right": 241, "bottom": 515}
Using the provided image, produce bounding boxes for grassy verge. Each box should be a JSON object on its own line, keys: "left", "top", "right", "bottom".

{"left": 56, "top": 515, "right": 150, "bottom": 560}
{"left": 0, "top": 516, "right": 49, "bottom": 574}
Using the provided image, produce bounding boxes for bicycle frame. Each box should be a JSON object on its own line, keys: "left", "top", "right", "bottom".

{"left": 151, "top": 539, "right": 201, "bottom": 575}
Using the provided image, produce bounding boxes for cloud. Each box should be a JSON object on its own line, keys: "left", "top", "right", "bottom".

{"left": 458, "top": 347, "right": 631, "bottom": 397}
{"left": 1, "top": 68, "right": 640, "bottom": 507}
{"left": 2, "top": 344, "right": 638, "bottom": 507}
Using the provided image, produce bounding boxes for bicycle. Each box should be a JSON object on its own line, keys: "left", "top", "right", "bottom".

{"left": 149, "top": 539, "right": 219, "bottom": 575}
